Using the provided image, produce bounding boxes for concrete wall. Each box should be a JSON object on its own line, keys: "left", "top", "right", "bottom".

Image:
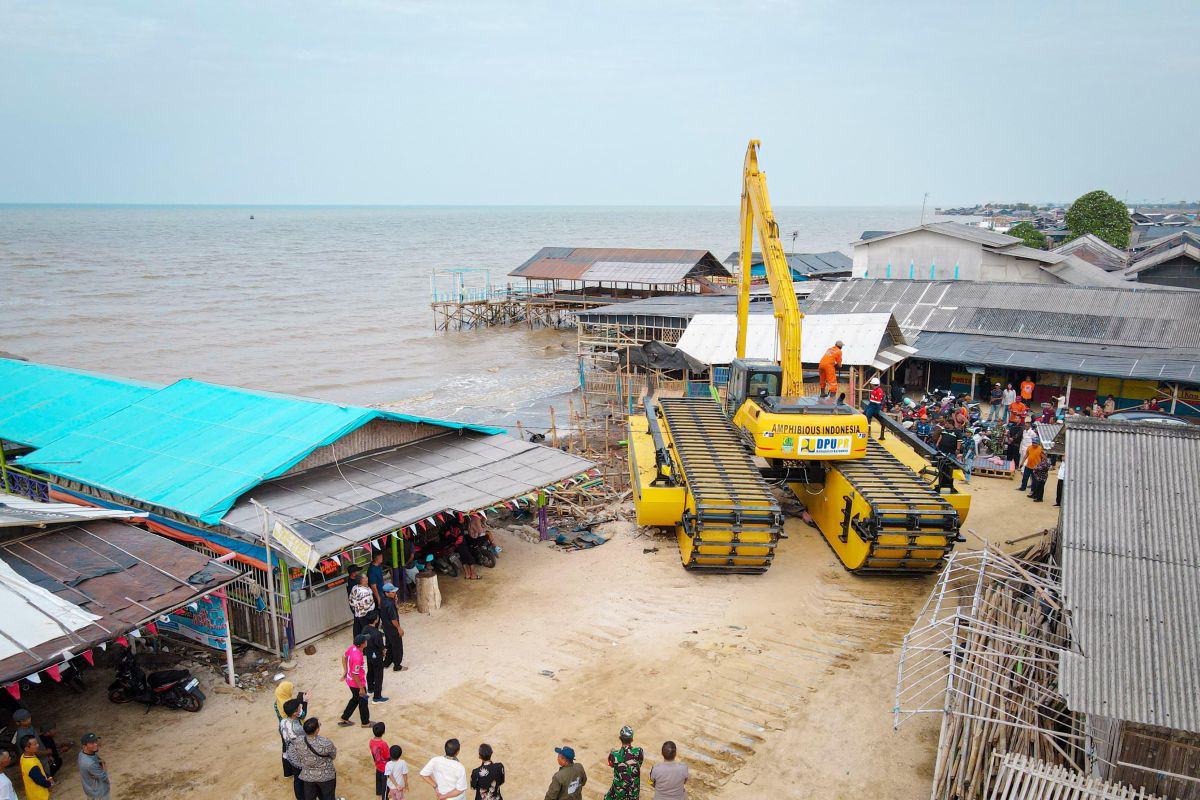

{"left": 853, "top": 230, "right": 1063, "bottom": 283}
{"left": 853, "top": 230, "right": 983, "bottom": 280}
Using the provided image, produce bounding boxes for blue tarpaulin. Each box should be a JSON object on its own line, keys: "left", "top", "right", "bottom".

{"left": 0, "top": 358, "right": 159, "bottom": 448}
{"left": 11, "top": 370, "right": 504, "bottom": 526}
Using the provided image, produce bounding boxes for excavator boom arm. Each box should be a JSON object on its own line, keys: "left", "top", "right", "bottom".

{"left": 737, "top": 140, "right": 805, "bottom": 396}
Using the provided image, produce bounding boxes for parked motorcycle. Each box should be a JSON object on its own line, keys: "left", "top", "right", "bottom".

{"left": 108, "top": 649, "right": 205, "bottom": 712}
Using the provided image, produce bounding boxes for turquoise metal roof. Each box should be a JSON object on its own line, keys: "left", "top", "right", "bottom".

{"left": 0, "top": 359, "right": 160, "bottom": 448}
{"left": 15, "top": 377, "right": 503, "bottom": 525}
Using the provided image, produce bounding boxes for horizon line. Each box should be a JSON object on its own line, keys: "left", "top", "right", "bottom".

{"left": 0, "top": 201, "right": 960, "bottom": 209}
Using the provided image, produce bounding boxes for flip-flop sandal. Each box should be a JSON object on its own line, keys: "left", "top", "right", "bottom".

{"left": 337, "top": 720, "right": 354, "bottom": 727}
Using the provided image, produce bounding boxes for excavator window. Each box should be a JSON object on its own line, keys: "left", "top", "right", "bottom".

{"left": 747, "top": 370, "right": 780, "bottom": 401}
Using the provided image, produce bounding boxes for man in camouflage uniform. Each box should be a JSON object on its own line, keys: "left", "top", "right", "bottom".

{"left": 604, "top": 725, "right": 644, "bottom": 800}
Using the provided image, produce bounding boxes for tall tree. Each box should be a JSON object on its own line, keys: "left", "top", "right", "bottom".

{"left": 1066, "top": 190, "right": 1130, "bottom": 248}
{"left": 1008, "top": 222, "right": 1047, "bottom": 250}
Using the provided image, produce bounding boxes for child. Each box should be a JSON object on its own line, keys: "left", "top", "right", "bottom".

{"left": 385, "top": 744, "right": 409, "bottom": 800}
{"left": 369, "top": 722, "right": 390, "bottom": 800}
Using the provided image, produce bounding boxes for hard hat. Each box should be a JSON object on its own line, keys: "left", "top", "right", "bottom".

{"left": 869, "top": 377, "right": 880, "bottom": 385}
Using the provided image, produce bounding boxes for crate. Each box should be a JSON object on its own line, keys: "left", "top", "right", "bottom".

{"left": 971, "top": 456, "right": 1015, "bottom": 480}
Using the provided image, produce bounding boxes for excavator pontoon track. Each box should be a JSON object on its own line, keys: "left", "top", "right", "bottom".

{"left": 791, "top": 440, "right": 962, "bottom": 575}
{"left": 658, "top": 397, "right": 783, "bottom": 574}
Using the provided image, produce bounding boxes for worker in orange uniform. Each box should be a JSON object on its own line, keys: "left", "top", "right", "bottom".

{"left": 1009, "top": 398, "right": 1028, "bottom": 425}
{"left": 818, "top": 340, "right": 844, "bottom": 399}
{"left": 1020, "top": 375, "right": 1036, "bottom": 402}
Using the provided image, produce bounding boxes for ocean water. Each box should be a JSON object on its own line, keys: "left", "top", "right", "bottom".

{"left": 0, "top": 205, "right": 948, "bottom": 423}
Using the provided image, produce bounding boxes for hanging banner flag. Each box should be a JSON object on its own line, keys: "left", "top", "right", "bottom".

{"left": 129, "top": 629, "right": 142, "bottom": 638}
{"left": 146, "top": 622, "right": 158, "bottom": 636}
{"left": 271, "top": 519, "right": 320, "bottom": 571}
{"left": 45, "top": 665, "right": 62, "bottom": 682}
{"left": 98, "top": 642, "right": 108, "bottom": 651}
{"left": 25, "top": 672, "right": 41, "bottom": 685}
{"left": 82, "top": 650, "right": 95, "bottom": 666}
{"left": 156, "top": 590, "right": 231, "bottom": 651}
{"left": 4, "top": 683, "right": 18, "bottom": 701}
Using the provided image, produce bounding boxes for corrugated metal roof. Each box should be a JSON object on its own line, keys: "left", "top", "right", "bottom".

{"left": 0, "top": 358, "right": 159, "bottom": 448}
{"left": 1059, "top": 417, "right": 1200, "bottom": 733}
{"left": 15, "top": 375, "right": 503, "bottom": 525}
{"left": 509, "top": 247, "right": 730, "bottom": 284}
{"left": 910, "top": 331, "right": 1200, "bottom": 383}
{"left": 853, "top": 222, "right": 1018, "bottom": 248}
{"left": 221, "top": 432, "right": 594, "bottom": 555}
{"left": 1052, "top": 234, "right": 1129, "bottom": 271}
{"left": 803, "top": 280, "right": 1200, "bottom": 349}
{"left": 1043, "top": 255, "right": 1136, "bottom": 287}
{"left": 0, "top": 519, "right": 240, "bottom": 685}
{"left": 575, "top": 293, "right": 772, "bottom": 327}
{"left": 721, "top": 250, "right": 853, "bottom": 277}
{"left": 674, "top": 312, "right": 909, "bottom": 368}
{"left": 1123, "top": 241, "right": 1200, "bottom": 277}
{"left": 584, "top": 260, "right": 700, "bottom": 284}
{"left": 984, "top": 243, "right": 1065, "bottom": 264}
{"left": 0, "top": 492, "right": 145, "bottom": 528}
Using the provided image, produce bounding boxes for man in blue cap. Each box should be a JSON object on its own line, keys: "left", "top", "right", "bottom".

{"left": 545, "top": 745, "right": 587, "bottom": 800}
{"left": 379, "top": 583, "right": 407, "bottom": 672}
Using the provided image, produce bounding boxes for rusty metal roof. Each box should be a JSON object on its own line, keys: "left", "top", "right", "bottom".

{"left": 509, "top": 247, "right": 730, "bottom": 284}
{"left": 0, "top": 520, "right": 241, "bottom": 684}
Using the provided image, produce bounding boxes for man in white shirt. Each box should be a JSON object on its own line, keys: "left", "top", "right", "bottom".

{"left": 420, "top": 738, "right": 468, "bottom": 800}
{"left": 0, "top": 748, "right": 16, "bottom": 800}
{"left": 1001, "top": 384, "right": 1017, "bottom": 423}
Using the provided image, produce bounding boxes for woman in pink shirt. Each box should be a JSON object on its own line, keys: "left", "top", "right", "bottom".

{"left": 339, "top": 635, "right": 372, "bottom": 728}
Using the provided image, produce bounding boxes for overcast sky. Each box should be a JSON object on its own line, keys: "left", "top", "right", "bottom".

{"left": 2, "top": 1, "right": 1197, "bottom": 205}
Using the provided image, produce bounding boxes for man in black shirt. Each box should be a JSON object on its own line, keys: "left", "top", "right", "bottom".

{"left": 379, "top": 583, "right": 407, "bottom": 672}
{"left": 363, "top": 613, "right": 388, "bottom": 703}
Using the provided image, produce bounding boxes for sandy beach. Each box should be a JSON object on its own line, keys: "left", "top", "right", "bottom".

{"left": 25, "top": 473, "right": 1058, "bottom": 800}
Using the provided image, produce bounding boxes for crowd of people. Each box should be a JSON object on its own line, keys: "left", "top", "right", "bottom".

{"left": 877, "top": 374, "right": 1083, "bottom": 495}
{"left": 274, "top": 696, "right": 689, "bottom": 800}
{"left": 270, "top": 557, "right": 690, "bottom": 800}
{"left": 0, "top": 707, "right": 109, "bottom": 800}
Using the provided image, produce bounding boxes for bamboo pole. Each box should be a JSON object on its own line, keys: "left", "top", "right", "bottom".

{"left": 549, "top": 406, "right": 558, "bottom": 448}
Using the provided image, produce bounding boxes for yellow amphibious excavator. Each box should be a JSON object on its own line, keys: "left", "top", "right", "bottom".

{"left": 629, "top": 140, "right": 969, "bottom": 575}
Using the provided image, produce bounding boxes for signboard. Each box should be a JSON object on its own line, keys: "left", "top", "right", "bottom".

{"left": 271, "top": 519, "right": 319, "bottom": 571}
{"left": 157, "top": 590, "right": 230, "bottom": 650}
{"left": 782, "top": 435, "right": 853, "bottom": 456}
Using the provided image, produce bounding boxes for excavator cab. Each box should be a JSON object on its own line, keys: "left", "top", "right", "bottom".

{"left": 725, "top": 359, "right": 782, "bottom": 415}
{"left": 727, "top": 357, "right": 868, "bottom": 461}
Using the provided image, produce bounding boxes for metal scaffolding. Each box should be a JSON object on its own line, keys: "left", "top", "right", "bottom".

{"left": 895, "top": 546, "right": 1087, "bottom": 800}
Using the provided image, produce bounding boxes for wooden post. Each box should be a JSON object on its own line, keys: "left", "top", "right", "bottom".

{"left": 568, "top": 398, "right": 576, "bottom": 450}
{"left": 515, "top": 420, "right": 525, "bottom": 442}
{"left": 549, "top": 406, "right": 559, "bottom": 448}
{"left": 1171, "top": 383, "right": 1179, "bottom": 414}
{"left": 416, "top": 572, "right": 441, "bottom": 613}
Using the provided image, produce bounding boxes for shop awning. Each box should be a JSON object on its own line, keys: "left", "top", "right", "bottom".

{"left": 0, "top": 519, "right": 241, "bottom": 685}
{"left": 220, "top": 431, "right": 595, "bottom": 558}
